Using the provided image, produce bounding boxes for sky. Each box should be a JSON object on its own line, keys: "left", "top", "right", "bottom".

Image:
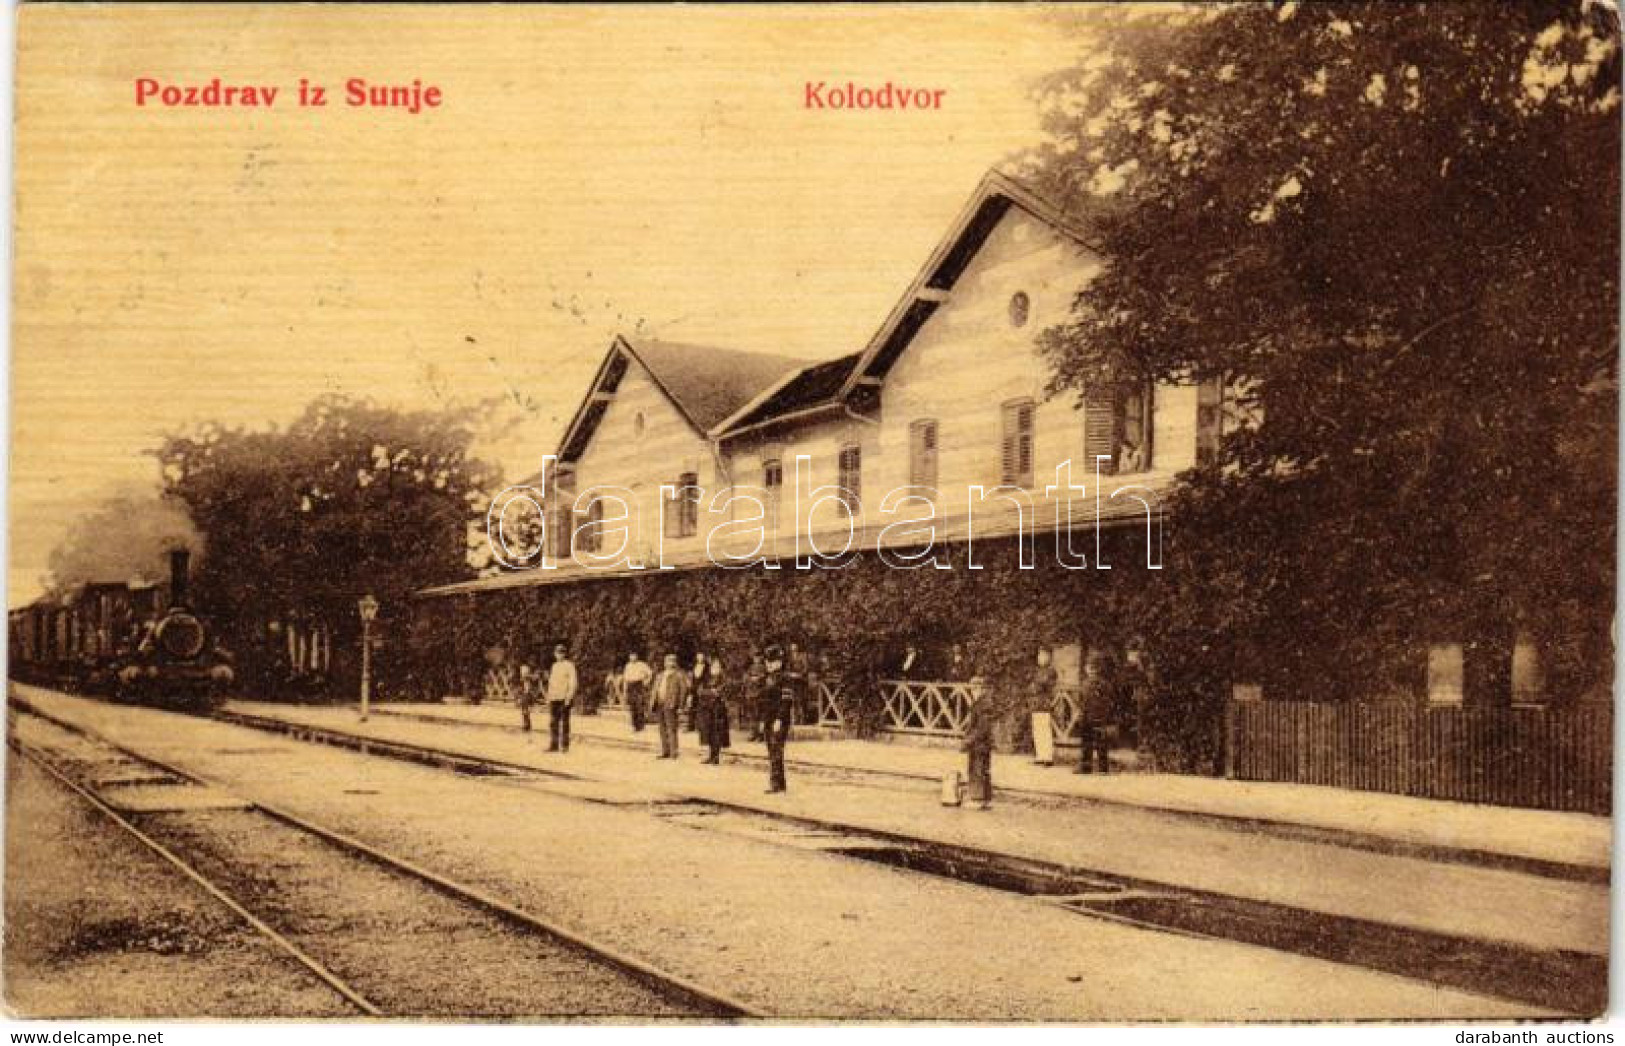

{"left": 10, "top": 4, "right": 1090, "bottom": 605}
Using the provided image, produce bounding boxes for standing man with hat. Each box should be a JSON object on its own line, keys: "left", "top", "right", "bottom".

{"left": 760, "top": 644, "right": 794, "bottom": 793}
{"left": 546, "top": 643, "right": 578, "bottom": 753}
{"left": 742, "top": 647, "right": 766, "bottom": 742}
{"left": 650, "top": 652, "right": 691, "bottom": 760}
{"left": 622, "top": 651, "right": 652, "bottom": 732}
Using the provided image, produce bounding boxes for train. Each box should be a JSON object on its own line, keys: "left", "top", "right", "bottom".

{"left": 8, "top": 549, "right": 235, "bottom": 711}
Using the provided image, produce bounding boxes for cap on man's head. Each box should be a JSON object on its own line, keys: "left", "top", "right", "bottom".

{"left": 763, "top": 643, "right": 784, "bottom": 661}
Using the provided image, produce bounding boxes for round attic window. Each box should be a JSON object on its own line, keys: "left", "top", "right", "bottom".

{"left": 1009, "top": 291, "right": 1031, "bottom": 328}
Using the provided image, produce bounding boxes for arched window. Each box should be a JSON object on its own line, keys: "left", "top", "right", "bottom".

{"left": 1008, "top": 290, "right": 1031, "bottom": 328}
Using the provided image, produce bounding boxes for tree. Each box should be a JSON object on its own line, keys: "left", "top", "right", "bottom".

{"left": 1020, "top": 2, "right": 1618, "bottom": 718}
{"left": 155, "top": 395, "right": 500, "bottom": 695}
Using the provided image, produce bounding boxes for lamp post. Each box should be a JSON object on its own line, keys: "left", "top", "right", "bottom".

{"left": 357, "top": 594, "right": 380, "bottom": 721}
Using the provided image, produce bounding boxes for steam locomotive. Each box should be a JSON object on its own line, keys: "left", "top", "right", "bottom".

{"left": 8, "top": 549, "right": 235, "bottom": 711}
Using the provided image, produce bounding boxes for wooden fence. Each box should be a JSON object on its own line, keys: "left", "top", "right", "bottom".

{"left": 1226, "top": 700, "right": 1613, "bottom": 814}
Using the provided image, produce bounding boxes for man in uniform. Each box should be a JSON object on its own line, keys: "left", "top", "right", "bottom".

{"left": 650, "top": 652, "right": 690, "bottom": 759}
{"left": 760, "top": 644, "right": 794, "bottom": 793}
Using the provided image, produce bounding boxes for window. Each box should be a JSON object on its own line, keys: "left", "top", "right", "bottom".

{"left": 1196, "top": 377, "right": 1225, "bottom": 465}
{"left": 1427, "top": 644, "right": 1465, "bottom": 706}
{"left": 578, "top": 498, "right": 604, "bottom": 554}
{"left": 763, "top": 458, "right": 783, "bottom": 531}
{"left": 909, "top": 419, "right": 939, "bottom": 489}
{"left": 1008, "top": 291, "right": 1031, "bottom": 328}
{"left": 1119, "top": 382, "right": 1153, "bottom": 473}
{"left": 664, "top": 472, "right": 700, "bottom": 539}
{"left": 837, "top": 444, "right": 862, "bottom": 516}
{"left": 547, "top": 505, "right": 572, "bottom": 559}
{"left": 1082, "top": 380, "right": 1154, "bottom": 475}
{"left": 547, "top": 472, "right": 575, "bottom": 559}
{"left": 1000, "top": 399, "right": 1035, "bottom": 488}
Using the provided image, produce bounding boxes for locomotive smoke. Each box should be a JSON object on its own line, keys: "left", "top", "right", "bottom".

{"left": 45, "top": 487, "right": 205, "bottom": 597}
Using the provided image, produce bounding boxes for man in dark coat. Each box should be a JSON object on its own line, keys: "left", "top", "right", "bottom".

{"left": 760, "top": 644, "right": 793, "bottom": 793}
{"left": 695, "top": 654, "right": 730, "bottom": 764}
{"left": 743, "top": 648, "right": 766, "bottom": 741}
{"left": 1075, "top": 651, "right": 1115, "bottom": 774}
{"left": 785, "top": 641, "right": 810, "bottom": 725}
{"left": 962, "top": 690, "right": 998, "bottom": 809}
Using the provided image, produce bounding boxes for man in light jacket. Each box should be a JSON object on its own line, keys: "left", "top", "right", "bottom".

{"left": 622, "top": 652, "right": 652, "bottom": 732}
{"left": 546, "top": 643, "right": 579, "bottom": 753}
{"left": 650, "top": 652, "right": 691, "bottom": 760}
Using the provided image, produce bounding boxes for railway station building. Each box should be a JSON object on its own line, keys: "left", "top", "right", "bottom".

{"left": 414, "top": 171, "right": 1212, "bottom": 756}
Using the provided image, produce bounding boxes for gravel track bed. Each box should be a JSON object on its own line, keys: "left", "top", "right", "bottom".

{"left": 10, "top": 692, "right": 1546, "bottom": 1020}
{"left": 132, "top": 808, "right": 701, "bottom": 1019}
{"left": 3, "top": 757, "right": 355, "bottom": 1018}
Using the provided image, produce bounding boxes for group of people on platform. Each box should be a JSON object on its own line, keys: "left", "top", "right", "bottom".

{"left": 511, "top": 642, "right": 805, "bottom": 793}
{"left": 500, "top": 637, "right": 1151, "bottom": 806}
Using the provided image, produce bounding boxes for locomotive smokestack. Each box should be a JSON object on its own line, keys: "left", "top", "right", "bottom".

{"left": 169, "top": 549, "right": 190, "bottom": 608}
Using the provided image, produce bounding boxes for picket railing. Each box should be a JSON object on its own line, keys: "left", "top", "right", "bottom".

{"left": 1226, "top": 700, "right": 1613, "bottom": 814}
{"left": 815, "top": 681, "right": 845, "bottom": 727}
{"left": 482, "top": 666, "right": 518, "bottom": 703}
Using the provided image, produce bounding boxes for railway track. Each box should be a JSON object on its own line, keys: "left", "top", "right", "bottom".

{"left": 11, "top": 689, "right": 1607, "bottom": 1015}
{"left": 9, "top": 704, "right": 762, "bottom": 1021}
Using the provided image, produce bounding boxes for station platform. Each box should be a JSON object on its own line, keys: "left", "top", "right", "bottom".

{"left": 21, "top": 684, "right": 1587, "bottom": 1018}
{"left": 260, "top": 697, "right": 1611, "bottom": 878}
{"left": 206, "top": 694, "right": 1611, "bottom": 963}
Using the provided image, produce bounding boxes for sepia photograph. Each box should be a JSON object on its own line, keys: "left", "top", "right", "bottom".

{"left": 2, "top": 0, "right": 1619, "bottom": 1032}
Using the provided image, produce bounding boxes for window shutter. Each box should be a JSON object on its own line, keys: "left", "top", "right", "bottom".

{"left": 763, "top": 459, "right": 782, "bottom": 531}
{"left": 1017, "top": 402, "right": 1034, "bottom": 485}
{"left": 1196, "top": 378, "right": 1224, "bottom": 465}
{"left": 910, "top": 420, "right": 938, "bottom": 488}
{"left": 1141, "top": 383, "right": 1155, "bottom": 469}
{"left": 1083, "top": 380, "right": 1119, "bottom": 476}
{"left": 550, "top": 507, "right": 572, "bottom": 559}
{"left": 582, "top": 498, "right": 603, "bottom": 553}
{"left": 1001, "top": 401, "right": 1034, "bottom": 487}
{"left": 663, "top": 485, "right": 679, "bottom": 539}
{"left": 1001, "top": 410, "right": 1015, "bottom": 486}
{"left": 838, "top": 445, "right": 861, "bottom": 515}
{"left": 678, "top": 472, "right": 699, "bottom": 537}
